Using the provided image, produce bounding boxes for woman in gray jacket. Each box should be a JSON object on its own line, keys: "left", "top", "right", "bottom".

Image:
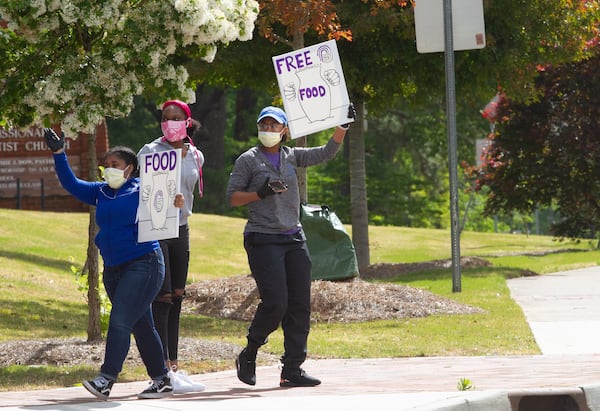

{"left": 226, "top": 104, "right": 354, "bottom": 388}
{"left": 138, "top": 100, "right": 204, "bottom": 375}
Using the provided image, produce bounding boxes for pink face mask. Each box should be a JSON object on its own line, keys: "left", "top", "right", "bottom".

{"left": 161, "top": 120, "right": 188, "bottom": 142}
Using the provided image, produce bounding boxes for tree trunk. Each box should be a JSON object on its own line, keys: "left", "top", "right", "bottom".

{"left": 296, "top": 140, "right": 308, "bottom": 203}
{"left": 192, "top": 85, "right": 226, "bottom": 170}
{"left": 292, "top": 28, "right": 308, "bottom": 203}
{"left": 191, "top": 85, "right": 228, "bottom": 213}
{"left": 86, "top": 128, "right": 101, "bottom": 342}
{"left": 349, "top": 101, "right": 370, "bottom": 271}
{"left": 234, "top": 88, "right": 258, "bottom": 142}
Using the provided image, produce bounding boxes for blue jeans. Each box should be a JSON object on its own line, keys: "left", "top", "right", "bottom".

{"left": 100, "top": 248, "right": 168, "bottom": 381}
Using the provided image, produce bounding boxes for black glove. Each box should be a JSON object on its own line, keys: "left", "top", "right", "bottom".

{"left": 43, "top": 128, "right": 65, "bottom": 152}
{"left": 339, "top": 103, "right": 356, "bottom": 130}
{"left": 257, "top": 177, "right": 276, "bottom": 199}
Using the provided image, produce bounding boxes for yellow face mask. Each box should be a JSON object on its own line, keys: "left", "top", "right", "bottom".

{"left": 102, "top": 165, "right": 129, "bottom": 189}
{"left": 258, "top": 131, "right": 283, "bottom": 147}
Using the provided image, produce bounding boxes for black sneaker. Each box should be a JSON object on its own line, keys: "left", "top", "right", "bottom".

{"left": 280, "top": 368, "right": 321, "bottom": 387}
{"left": 235, "top": 348, "right": 256, "bottom": 385}
{"left": 82, "top": 375, "right": 114, "bottom": 400}
{"left": 137, "top": 376, "right": 174, "bottom": 399}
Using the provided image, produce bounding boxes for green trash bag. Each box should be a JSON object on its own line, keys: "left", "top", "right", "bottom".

{"left": 300, "top": 204, "right": 359, "bottom": 281}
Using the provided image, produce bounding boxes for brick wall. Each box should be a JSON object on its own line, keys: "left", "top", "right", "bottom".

{"left": 0, "top": 121, "right": 109, "bottom": 212}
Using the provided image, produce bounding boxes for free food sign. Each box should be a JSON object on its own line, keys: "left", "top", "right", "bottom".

{"left": 272, "top": 39, "right": 353, "bottom": 139}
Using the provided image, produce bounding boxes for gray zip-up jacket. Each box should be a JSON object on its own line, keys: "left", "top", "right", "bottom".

{"left": 226, "top": 138, "right": 341, "bottom": 234}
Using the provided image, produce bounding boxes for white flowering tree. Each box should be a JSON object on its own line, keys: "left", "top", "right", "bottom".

{"left": 0, "top": 0, "right": 258, "bottom": 134}
{"left": 0, "top": 0, "right": 259, "bottom": 340}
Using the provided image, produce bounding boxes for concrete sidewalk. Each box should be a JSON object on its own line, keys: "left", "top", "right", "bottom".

{"left": 2, "top": 356, "right": 600, "bottom": 410}
{"left": 507, "top": 266, "right": 600, "bottom": 355}
{"left": 1, "top": 266, "right": 600, "bottom": 410}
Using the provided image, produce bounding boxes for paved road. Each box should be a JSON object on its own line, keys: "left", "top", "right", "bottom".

{"left": 1, "top": 265, "right": 600, "bottom": 410}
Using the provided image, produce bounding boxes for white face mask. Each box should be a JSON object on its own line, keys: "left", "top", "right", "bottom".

{"left": 103, "top": 166, "right": 129, "bottom": 189}
{"left": 258, "top": 131, "right": 282, "bottom": 148}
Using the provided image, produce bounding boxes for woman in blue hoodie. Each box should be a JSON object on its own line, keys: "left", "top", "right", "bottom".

{"left": 44, "top": 128, "right": 183, "bottom": 400}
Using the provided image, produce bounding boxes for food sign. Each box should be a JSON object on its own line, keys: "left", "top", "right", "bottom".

{"left": 272, "top": 39, "right": 353, "bottom": 138}
{"left": 138, "top": 148, "right": 181, "bottom": 242}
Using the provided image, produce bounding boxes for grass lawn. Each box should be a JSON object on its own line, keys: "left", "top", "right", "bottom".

{"left": 0, "top": 208, "right": 598, "bottom": 390}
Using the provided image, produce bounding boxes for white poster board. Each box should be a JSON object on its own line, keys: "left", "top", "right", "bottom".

{"left": 138, "top": 148, "right": 181, "bottom": 242}
{"left": 414, "top": 0, "right": 486, "bottom": 54}
{"left": 272, "top": 39, "right": 353, "bottom": 139}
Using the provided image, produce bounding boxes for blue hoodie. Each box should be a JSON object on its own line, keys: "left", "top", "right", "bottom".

{"left": 53, "top": 152, "right": 159, "bottom": 267}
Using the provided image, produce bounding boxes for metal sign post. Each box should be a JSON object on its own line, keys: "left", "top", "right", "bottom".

{"left": 414, "top": 0, "right": 486, "bottom": 292}
{"left": 443, "top": 0, "right": 462, "bottom": 292}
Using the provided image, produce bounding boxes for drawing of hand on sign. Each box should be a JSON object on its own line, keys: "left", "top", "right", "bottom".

{"left": 283, "top": 82, "right": 296, "bottom": 101}
{"left": 323, "top": 69, "right": 340, "bottom": 86}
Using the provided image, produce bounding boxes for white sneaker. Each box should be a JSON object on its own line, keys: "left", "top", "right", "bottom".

{"left": 169, "top": 369, "right": 206, "bottom": 394}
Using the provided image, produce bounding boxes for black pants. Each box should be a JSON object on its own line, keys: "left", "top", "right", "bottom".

{"left": 153, "top": 224, "right": 189, "bottom": 363}
{"left": 159, "top": 224, "right": 190, "bottom": 294}
{"left": 244, "top": 231, "right": 312, "bottom": 369}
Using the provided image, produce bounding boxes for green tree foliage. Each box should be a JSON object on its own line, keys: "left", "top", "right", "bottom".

{"left": 471, "top": 51, "right": 600, "bottom": 240}
{"left": 105, "top": 97, "right": 160, "bottom": 150}
{"left": 305, "top": 96, "right": 494, "bottom": 229}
